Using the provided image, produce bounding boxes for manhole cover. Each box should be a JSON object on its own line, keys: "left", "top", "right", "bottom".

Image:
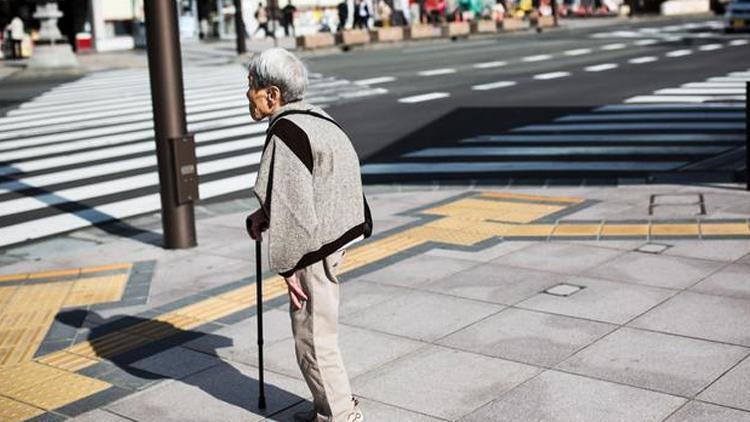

{"left": 543, "top": 283, "right": 585, "bottom": 297}
{"left": 636, "top": 243, "right": 672, "bottom": 254}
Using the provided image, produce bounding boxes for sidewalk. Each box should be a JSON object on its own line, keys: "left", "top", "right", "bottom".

{"left": 1, "top": 182, "right": 749, "bottom": 421}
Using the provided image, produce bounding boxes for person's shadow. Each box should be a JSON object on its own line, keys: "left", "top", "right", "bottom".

{"left": 56, "top": 310, "right": 307, "bottom": 421}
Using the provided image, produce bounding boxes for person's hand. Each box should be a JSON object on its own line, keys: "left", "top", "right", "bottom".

{"left": 245, "top": 209, "right": 269, "bottom": 241}
{"left": 284, "top": 271, "right": 308, "bottom": 310}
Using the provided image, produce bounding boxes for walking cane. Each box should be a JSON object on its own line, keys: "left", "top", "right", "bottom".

{"left": 256, "top": 240, "right": 267, "bottom": 409}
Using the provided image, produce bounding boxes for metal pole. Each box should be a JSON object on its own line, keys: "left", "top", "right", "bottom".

{"left": 746, "top": 81, "right": 749, "bottom": 191}
{"left": 234, "top": 0, "right": 247, "bottom": 54}
{"left": 255, "top": 240, "right": 267, "bottom": 409}
{"left": 144, "top": 0, "right": 197, "bottom": 249}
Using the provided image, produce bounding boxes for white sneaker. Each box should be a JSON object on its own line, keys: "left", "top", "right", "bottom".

{"left": 293, "top": 398, "right": 363, "bottom": 422}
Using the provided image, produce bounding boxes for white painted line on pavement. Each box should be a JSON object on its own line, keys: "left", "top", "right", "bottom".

{"left": 708, "top": 77, "right": 750, "bottom": 82}
{"left": 564, "top": 48, "right": 591, "bottom": 56}
{"left": 514, "top": 122, "right": 744, "bottom": 131}
{"left": 698, "top": 44, "right": 723, "bottom": 51}
{"left": 533, "top": 71, "right": 571, "bottom": 80}
{"left": 625, "top": 95, "right": 746, "bottom": 103}
{"left": 398, "top": 92, "right": 450, "bottom": 103}
{"left": 666, "top": 49, "right": 692, "bottom": 57}
{"left": 354, "top": 76, "right": 396, "bottom": 86}
{"left": 601, "top": 43, "right": 627, "bottom": 50}
{"left": 585, "top": 63, "right": 619, "bottom": 72}
{"left": 522, "top": 54, "right": 552, "bottom": 62}
{"left": 403, "top": 146, "right": 728, "bottom": 158}
{"left": 596, "top": 103, "right": 744, "bottom": 112}
{"left": 683, "top": 82, "right": 748, "bottom": 88}
{"left": 634, "top": 39, "right": 658, "bottom": 46}
{"left": 361, "top": 161, "right": 684, "bottom": 175}
{"left": 629, "top": 56, "right": 658, "bottom": 64}
{"left": 473, "top": 61, "right": 507, "bottom": 69}
{"left": 638, "top": 28, "right": 660, "bottom": 34}
{"left": 729, "top": 39, "right": 749, "bottom": 46}
{"left": 417, "top": 68, "right": 457, "bottom": 76}
{"left": 462, "top": 133, "right": 745, "bottom": 143}
{"left": 471, "top": 81, "right": 517, "bottom": 91}
{"left": 656, "top": 87, "right": 746, "bottom": 95}
{"left": 556, "top": 112, "right": 744, "bottom": 122}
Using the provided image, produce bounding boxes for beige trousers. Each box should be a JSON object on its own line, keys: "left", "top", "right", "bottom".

{"left": 291, "top": 250, "right": 354, "bottom": 421}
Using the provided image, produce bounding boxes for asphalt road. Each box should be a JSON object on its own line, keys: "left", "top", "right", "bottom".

{"left": 311, "top": 17, "right": 749, "bottom": 184}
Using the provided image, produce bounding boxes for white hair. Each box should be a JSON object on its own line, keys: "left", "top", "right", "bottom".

{"left": 247, "top": 48, "right": 308, "bottom": 102}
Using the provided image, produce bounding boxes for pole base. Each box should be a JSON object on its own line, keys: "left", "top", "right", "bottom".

{"left": 258, "top": 395, "right": 267, "bottom": 409}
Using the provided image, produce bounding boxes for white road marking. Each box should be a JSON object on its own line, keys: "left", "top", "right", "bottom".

{"left": 556, "top": 112, "right": 743, "bottom": 122}
{"left": 625, "top": 95, "right": 746, "bottom": 103}
{"left": 361, "top": 161, "right": 685, "bottom": 174}
{"left": 601, "top": 43, "right": 627, "bottom": 50}
{"left": 729, "top": 39, "right": 749, "bottom": 46}
{"left": 629, "top": 56, "right": 658, "bottom": 64}
{"left": 655, "top": 88, "right": 746, "bottom": 95}
{"left": 522, "top": 54, "right": 553, "bottom": 62}
{"left": 471, "top": 81, "right": 517, "bottom": 91}
{"left": 682, "top": 82, "right": 748, "bottom": 88}
{"left": 462, "top": 134, "right": 744, "bottom": 143}
{"left": 698, "top": 44, "right": 723, "bottom": 51}
{"left": 417, "top": 68, "right": 457, "bottom": 76}
{"left": 353, "top": 76, "right": 396, "bottom": 85}
{"left": 403, "top": 146, "right": 727, "bottom": 158}
{"left": 514, "top": 122, "right": 743, "bottom": 131}
{"left": 473, "top": 61, "right": 508, "bottom": 69}
{"left": 595, "top": 103, "right": 744, "bottom": 112}
{"left": 634, "top": 39, "right": 659, "bottom": 46}
{"left": 585, "top": 63, "right": 619, "bottom": 72}
{"left": 666, "top": 49, "right": 693, "bottom": 57}
{"left": 398, "top": 92, "right": 450, "bottom": 103}
{"left": 533, "top": 71, "right": 571, "bottom": 80}
{"left": 564, "top": 48, "right": 592, "bottom": 56}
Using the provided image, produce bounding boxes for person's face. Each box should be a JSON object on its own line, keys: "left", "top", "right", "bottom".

{"left": 246, "top": 74, "right": 281, "bottom": 121}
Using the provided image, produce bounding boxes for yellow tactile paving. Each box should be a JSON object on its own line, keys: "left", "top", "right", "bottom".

{"left": 79, "top": 262, "right": 132, "bottom": 274}
{"left": 600, "top": 223, "right": 650, "bottom": 237}
{"left": 27, "top": 268, "right": 81, "bottom": 280}
{"left": 37, "top": 351, "right": 100, "bottom": 372}
{"left": 0, "top": 396, "right": 45, "bottom": 421}
{"left": 62, "top": 275, "right": 129, "bottom": 308}
{"left": 479, "top": 191, "right": 585, "bottom": 204}
{"left": 0, "top": 273, "right": 27, "bottom": 283}
{"left": 651, "top": 223, "right": 701, "bottom": 237}
{"left": 0, "top": 285, "right": 18, "bottom": 305}
{"left": 10, "top": 370, "right": 111, "bottom": 411}
{"left": 552, "top": 224, "right": 602, "bottom": 237}
{"left": 701, "top": 222, "right": 750, "bottom": 236}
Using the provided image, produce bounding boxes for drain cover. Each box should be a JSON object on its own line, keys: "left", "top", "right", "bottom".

{"left": 544, "top": 283, "right": 584, "bottom": 297}
{"left": 636, "top": 243, "right": 671, "bottom": 254}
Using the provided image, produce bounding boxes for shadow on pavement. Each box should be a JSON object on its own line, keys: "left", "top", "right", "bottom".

{"left": 55, "top": 309, "right": 304, "bottom": 420}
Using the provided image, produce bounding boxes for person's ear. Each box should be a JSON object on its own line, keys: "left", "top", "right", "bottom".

{"left": 267, "top": 86, "right": 281, "bottom": 106}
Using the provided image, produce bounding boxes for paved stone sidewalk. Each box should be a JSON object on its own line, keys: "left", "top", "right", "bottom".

{"left": 0, "top": 183, "right": 749, "bottom": 421}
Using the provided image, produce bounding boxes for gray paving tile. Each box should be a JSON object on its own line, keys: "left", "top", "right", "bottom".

{"left": 361, "top": 252, "right": 479, "bottom": 288}
{"left": 699, "top": 356, "right": 750, "bottom": 411}
{"left": 663, "top": 240, "right": 750, "bottom": 262}
{"left": 70, "top": 409, "right": 132, "bottom": 422}
{"left": 517, "top": 276, "right": 674, "bottom": 324}
{"left": 247, "top": 323, "right": 425, "bottom": 381}
{"left": 107, "top": 361, "right": 309, "bottom": 422}
{"left": 585, "top": 252, "right": 724, "bottom": 290}
{"left": 439, "top": 308, "right": 615, "bottom": 367}
{"left": 343, "top": 289, "right": 503, "bottom": 342}
{"left": 492, "top": 243, "right": 623, "bottom": 275}
{"left": 423, "top": 241, "right": 536, "bottom": 263}
{"left": 690, "top": 263, "right": 750, "bottom": 300}
{"left": 664, "top": 401, "right": 750, "bottom": 422}
{"left": 183, "top": 309, "right": 292, "bottom": 366}
{"left": 425, "top": 262, "right": 563, "bottom": 306}
{"left": 354, "top": 345, "right": 539, "bottom": 420}
{"left": 129, "top": 346, "right": 222, "bottom": 379}
{"left": 557, "top": 327, "right": 749, "bottom": 396}
{"left": 629, "top": 291, "right": 750, "bottom": 346}
{"left": 339, "top": 279, "right": 410, "bottom": 319}
{"left": 461, "top": 370, "right": 686, "bottom": 422}
{"left": 554, "top": 239, "right": 647, "bottom": 251}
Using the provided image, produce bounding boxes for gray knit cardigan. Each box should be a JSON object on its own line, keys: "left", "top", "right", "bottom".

{"left": 253, "top": 101, "right": 372, "bottom": 277}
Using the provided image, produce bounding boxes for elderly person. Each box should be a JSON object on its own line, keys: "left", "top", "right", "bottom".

{"left": 245, "top": 48, "right": 372, "bottom": 422}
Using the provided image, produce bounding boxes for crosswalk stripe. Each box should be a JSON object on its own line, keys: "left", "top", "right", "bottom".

{"left": 533, "top": 71, "right": 571, "bottom": 80}
{"left": 473, "top": 61, "right": 508, "bottom": 69}
{"left": 625, "top": 95, "right": 746, "bottom": 103}
{"left": 0, "top": 64, "right": 383, "bottom": 248}
{"left": 361, "top": 161, "right": 686, "bottom": 174}
{"left": 629, "top": 56, "right": 658, "bottom": 64}
{"left": 655, "top": 88, "right": 746, "bottom": 95}
{"left": 634, "top": 39, "right": 658, "bottom": 46}
{"left": 417, "top": 68, "right": 456, "bottom": 76}
{"left": 403, "top": 146, "right": 729, "bottom": 158}
{"left": 556, "top": 112, "right": 743, "bottom": 122}
{"left": 666, "top": 49, "right": 693, "bottom": 57}
{"left": 564, "top": 49, "right": 592, "bottom": 56}
{"left": 522, "top": 54, "right": 552, "bottom": 62}
{"left": 471, "top": 81, "right": 517, "bottom": 91}
{"left": 585, "top": 63, "right": 618, "bottom": 72}
{"left": 514, "top": 122, "right": 743, "bottom": 132}
{"left": 461, "top": 134, "right": 744, "bottom": 143}
{"left": 354, "top": 76, "right": 396, "bottom": 85}
{"left": 398, "top": 92, "right": 450, "bottom": 103}
{"left": 601, "top": 43, "right": 626, "bottom": 50}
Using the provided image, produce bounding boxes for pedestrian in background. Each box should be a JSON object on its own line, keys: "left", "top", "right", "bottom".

{"left": 245, "top": 48, "right": 372, "bottom": 422}
{"left": 253, "top": 3, "right": 274, "bottom": 38}
{"left": 282, "top": 1, "right": 297, "bottom": 36}
{"left": 353, "top": 0, "right": 371, "bottom": 29}
{"left": 8, "top": 16, "right": 23, "bottom": 59}
{"left": 377, "top": 0, "right": 393, "bottom": 27}
{"left": 337, "top": 0, "right": 349, "bottom": 31}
